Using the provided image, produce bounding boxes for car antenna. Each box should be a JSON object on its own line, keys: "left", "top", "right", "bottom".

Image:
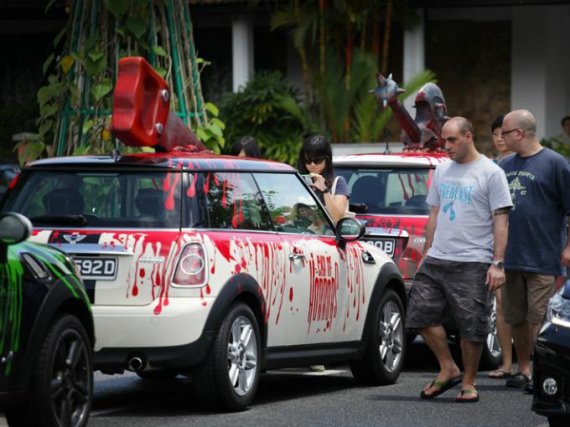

{"left": 112, "top": 135, "right": 121, "bottom": 161}
{"left": 383, "top": 128, "right": 391, "bottom": 154}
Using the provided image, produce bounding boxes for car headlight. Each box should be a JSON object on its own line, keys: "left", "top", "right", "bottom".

{"left": 546, "top": 291, "right": 570, "bottom": 328}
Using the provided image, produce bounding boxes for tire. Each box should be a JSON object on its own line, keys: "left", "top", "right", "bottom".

{"left": 191, "top": 302, "right": 261, "bottom": 411}
{"left": 351, "top": 288, "right": 406, "bottom": 385}
{"left": 548, "top": 415, "right": 570, "bottom": 427}
{"left": 479, "top": 294, "right": 502, "bottom": 371}
{"left": 5, "top": 314, "right": 93, "bottom": 427}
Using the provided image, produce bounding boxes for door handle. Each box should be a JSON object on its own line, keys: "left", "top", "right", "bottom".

{"left": 288, "top": 253, "right": 306, "bottom": 261}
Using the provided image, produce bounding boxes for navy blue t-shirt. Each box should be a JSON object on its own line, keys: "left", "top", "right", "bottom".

{"left": 500, "top": 148, "right": 570, "bottom": 275}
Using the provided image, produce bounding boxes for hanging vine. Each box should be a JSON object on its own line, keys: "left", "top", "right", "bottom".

{"left": 18, "top": 0, "right": 224, "bottom": 163}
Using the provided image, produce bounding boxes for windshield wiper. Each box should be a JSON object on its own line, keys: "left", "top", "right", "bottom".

{"left": 30, "top": 215, "right": 88, "bottom": 226}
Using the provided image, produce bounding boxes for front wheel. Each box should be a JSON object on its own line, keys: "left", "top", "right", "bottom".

{"left": 192, "top": 302, "right": 261, "bottom": 411}
{"left": 5, "top": 314, "right": 93, "bottom": 427}
{"left": 351, "top": 288, "right": 406, "bottom": 385}
{"left": 548, "top": 415, "right": 570, "bottom": 427}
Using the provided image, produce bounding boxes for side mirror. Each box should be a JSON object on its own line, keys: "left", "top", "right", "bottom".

{"left": 336, "top": 217, "right": 365, "bottom": 242}
{"left": 0, "top": 212, "right": 32, "bottom": 245}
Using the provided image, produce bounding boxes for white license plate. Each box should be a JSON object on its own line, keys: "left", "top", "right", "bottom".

{"left": 74, "top": 257, "right": 118, "bottom": 280}
{"left": 365, "top": 238, "right": 396, "bottom": 257}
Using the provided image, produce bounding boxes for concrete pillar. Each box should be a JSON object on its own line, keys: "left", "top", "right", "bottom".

{"left": 511, "top": 5, "right": 570, "bottom": 139}
{"left": 232, "top": 16, "right": 254, "bottom": 92}
{"left": 403, "top": 9, "right": 425, "bottom": 112}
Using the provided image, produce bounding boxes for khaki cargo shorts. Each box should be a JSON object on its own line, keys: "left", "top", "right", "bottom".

{"left": 503, "top": 271, "right": 556, "bottom": 325}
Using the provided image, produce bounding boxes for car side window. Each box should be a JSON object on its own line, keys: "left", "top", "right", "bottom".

{"left": 203, "top": 172, "right": 272, "bottom": 231}
{"left": 254, "top": 173, "right": 335, "bottom": 236}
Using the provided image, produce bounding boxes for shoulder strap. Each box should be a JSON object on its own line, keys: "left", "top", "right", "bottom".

{"left": 331, "top": 176, "right": 340, "bottom": 196}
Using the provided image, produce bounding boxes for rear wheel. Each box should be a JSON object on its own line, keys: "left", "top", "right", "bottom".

{"left": 479, "top": 295, "right": 502, "bottom": 370}
{"left": 192, "top": 302, "right": 261, "bottom": 411}
{"left": 5, "top": 314, "right": 93, "bottom": 427}
{"left": 351, "top": 289, "right": 405, "bottom": 385}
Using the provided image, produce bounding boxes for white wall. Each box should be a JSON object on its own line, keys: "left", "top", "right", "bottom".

{"left": 511, "top": 5, "right": 570, "bottom": 139}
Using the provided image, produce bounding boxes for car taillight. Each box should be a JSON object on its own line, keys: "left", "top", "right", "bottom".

{"left": 173, "top": 242, "right": 207, "bottom": 286}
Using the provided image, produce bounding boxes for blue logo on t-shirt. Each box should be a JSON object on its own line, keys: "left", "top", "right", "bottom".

{"left": 439, "top": 183, "right": 474, "bottom": 221}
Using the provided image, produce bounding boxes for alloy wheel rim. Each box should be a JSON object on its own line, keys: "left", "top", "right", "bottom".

{"left": 378, "top": 301, "right": 404, "bottom": 373}
{"left": 227, "top": 315, "right": 258, "bottom": 396}
{"left": 487, "top": 295, "right": 501, "bottom": 357}
{"left": 50, "top": 329, "right": 91, "bottom": 427}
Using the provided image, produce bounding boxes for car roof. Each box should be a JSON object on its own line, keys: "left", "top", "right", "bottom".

{"left": 333, "top": 152, "right": 449, "bottom": 168}
{"left": 26, "top": 152, "right": 295, "bottom": 172}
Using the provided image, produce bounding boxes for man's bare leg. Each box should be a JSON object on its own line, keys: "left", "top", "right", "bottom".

{"left": 420, "top": 325, "right": 461, "bottom": 395}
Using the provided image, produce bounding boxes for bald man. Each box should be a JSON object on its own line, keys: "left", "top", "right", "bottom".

{"left": 406, "top": 117, "right": 512, "bottom": 403}
{"left": 499, "top": 109, "right": 570, "bottom": 391}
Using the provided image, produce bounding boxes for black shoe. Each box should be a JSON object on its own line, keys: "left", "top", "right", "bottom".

{"left": 523, "top": 380, "right": 534, "bottom": 394}
{"left": 506, "top": 372, "right": 531, "bottom": 388}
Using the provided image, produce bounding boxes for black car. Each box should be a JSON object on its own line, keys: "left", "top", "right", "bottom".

{"left": 532, "top": 279, "right": 570, "bottom": 427}
{"left": 0, "top": 212, "right": 94, "bottom": 427}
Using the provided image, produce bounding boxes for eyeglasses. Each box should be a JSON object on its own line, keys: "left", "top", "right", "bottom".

{"left": 305, "top": 157, "right": 325, "bottom": 165}
{"left": 501, "top": 128, "right": 522, "bottom": 137}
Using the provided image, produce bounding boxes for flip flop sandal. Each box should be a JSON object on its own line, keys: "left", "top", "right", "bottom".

{"left": 420, "top": 375, "right": 463, "bottom": 399}
{"left": 455, "top": 387, "right": 479, "bottom": 403}
{"left": 487, "top": 368, "right": 512, "bottom": 379}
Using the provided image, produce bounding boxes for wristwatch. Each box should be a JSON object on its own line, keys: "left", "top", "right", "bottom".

{"left": 492, "top": 260, "right": 504, "bottom": 269}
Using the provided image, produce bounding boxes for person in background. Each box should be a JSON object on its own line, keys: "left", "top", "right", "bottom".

{"left": 491, "top": 114, "right": 513, "bottom": 162}
{"left": 487, "top": 114, "right": 514, "bottom": 380}
{"left": 499, "top": 110, "right": 570, "bottom": 392}
{"left": 231, "top": 135, "right": 262, "bottom": 158}
{"left": 297, "top": 135, "right": 349, "bottom": 224}
{"left": 297, "top": 135, "right": 350, "bottom": 372}
{"left": 406, "top": 117, "right": 512, "bottom": 403}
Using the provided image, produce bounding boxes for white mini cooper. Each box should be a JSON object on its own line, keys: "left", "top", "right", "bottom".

{"left": 0, "top": 58, "right": 407, "bottom": 411}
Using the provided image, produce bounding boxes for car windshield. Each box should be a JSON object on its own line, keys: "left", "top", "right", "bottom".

{"left": 335, "top": 167, "right": 431, "bottom": 215}
{"left": 1, "top": 170, "right": 181, "bottom": 228}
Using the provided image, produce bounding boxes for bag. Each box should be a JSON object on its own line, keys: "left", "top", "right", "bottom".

{"left": 331, "top": 177, "right": 356, "bottom": 219}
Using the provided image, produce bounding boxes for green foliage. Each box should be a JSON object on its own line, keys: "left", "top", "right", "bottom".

{"left": 26, "top": 0, "right": 212, "bottom": 165}
{"left": 542, "top": 137, "right": 570, "bottom": 159}
{"left": 219, "top": 71, "right": 314, "bottom": 165}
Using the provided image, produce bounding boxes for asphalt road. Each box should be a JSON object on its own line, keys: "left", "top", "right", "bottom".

{"left": 0, "top": 340, "right": 550, "bottom": 427}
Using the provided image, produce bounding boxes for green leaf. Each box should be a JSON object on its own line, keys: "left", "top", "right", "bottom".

{"left": 91, "top": 81, "right": 113, "bottom": 101}
{"left": 41, "top": 103, "right": 59, "bottom": 119}
{"left": 87, "top": 50, "right": 105, "bottom": 62}
{"left": 42, "top": 54, "right": 55, "bottom": 75}
{"left": 104, "top": 0, "right": 129, "bottom": 18}
{"left": 196, "top": 128, "right": 209, "bottom": 141}
{"left": 205, "top": 102, "right": 219, "bottom": 116}
{"left": 82, "top": 119, "right": 95, "bottom": 135}
{"left": 152, "top": 46, "right": 167, "bottom": 57}
{"left": 126, "top": 17, "right": 148, "bottom": 39}
{"left": 211, "top": 118, "right": 226, "bottom": 130}
{"left": 206, "top": 123, "right": 223, "bottom": 138}
{"left": 84, "top": 54, "right": 107, "bottom": 77}
{"left": 155, "top": 67, "right": 167, "bottom": 78}
{"left": 39, "top": 119, "right": 53, "bottom": 138}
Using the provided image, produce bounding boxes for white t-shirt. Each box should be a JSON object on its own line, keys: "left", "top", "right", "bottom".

{"left": 426, "top": 155, "right": 513, "bottom": 263}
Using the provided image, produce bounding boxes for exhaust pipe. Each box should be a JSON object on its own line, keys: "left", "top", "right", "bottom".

{"left": 127, "top": 356, "right": 144, "bottom": 372}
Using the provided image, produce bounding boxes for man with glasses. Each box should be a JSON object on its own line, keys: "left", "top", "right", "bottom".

{"left": 499, "top": 109, "right": 570, "bottom": 392}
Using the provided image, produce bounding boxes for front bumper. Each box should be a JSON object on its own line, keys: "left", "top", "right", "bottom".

{"left": 532, "top": 322, "right": 570, "bottom": 417}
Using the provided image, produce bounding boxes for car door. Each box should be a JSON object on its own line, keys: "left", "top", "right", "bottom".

{"left": 254, "top": 172, "right": 357, "bottom": 346}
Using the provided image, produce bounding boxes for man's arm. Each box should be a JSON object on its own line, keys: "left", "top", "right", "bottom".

{"left": 423, "top": 205, "right": 439, "bottom": 256}
{"left": 486, "top": 207, "right": 510, "bottom": 290}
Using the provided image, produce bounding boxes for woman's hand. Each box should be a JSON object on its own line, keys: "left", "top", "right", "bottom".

{"left": 310, "top": 173, "right": 327, "bottom": 192}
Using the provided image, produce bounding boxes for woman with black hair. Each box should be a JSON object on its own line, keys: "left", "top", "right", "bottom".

{"left": 231, "top": 135, "right": 262, "bottom": 158}
{"left": 297, "top": 135, "right": 349, "bottom": 223}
